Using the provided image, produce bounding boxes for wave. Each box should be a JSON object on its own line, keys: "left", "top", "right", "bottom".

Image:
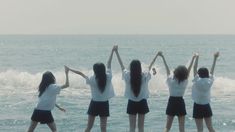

{"left": 0, "top": 69, "right": 234, "bottom": 97}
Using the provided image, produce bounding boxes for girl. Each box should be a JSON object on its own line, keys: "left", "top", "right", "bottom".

{"left": 192, "top": 52, "right": 219, "bottom": 132}
{"left": 158, "top": 51, "right": 196, "bottom": 132}
{"left": 114, "top": 46, "right": 159, "bottom": 132}
{"left": 67, "top": 46, "right": 116, "bottom": 132}
{"left": 27, "top": 66, "right": 69, "bottom": 132}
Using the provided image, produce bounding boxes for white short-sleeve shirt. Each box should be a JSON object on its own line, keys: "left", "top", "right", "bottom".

{"left": 122, "top": 69, "right": 151, "bottom": 102}
{"left": 166, "top": 75, "right": 188, "bottom": 97}
{"left": 36, "top": 84, "right": 61, "bottom": 111}
{"left": 86, "top": 68, "right": 115, "bottom": 101}
{"left": 192, "top": 75, "right": 214, "bottom": 104}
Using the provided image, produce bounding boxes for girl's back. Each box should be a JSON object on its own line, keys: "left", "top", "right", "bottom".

{"left": 86, "top": 69, "right": 114, "bottom": 101}
{"left": 36, "top": 84, "right": 61, "bottom": 111}
{"left": 192, "top": 75, "right": 214, "bottom": 104}
{"left": 166, "top": 76, "right": 188, "bottom": 97}
{"left": 123, "top": 69, "right": 151, "bottom": 101}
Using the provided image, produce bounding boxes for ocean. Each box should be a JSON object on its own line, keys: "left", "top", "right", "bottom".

{"left": 0, "top": 35, "right": 234, "bottom": 132}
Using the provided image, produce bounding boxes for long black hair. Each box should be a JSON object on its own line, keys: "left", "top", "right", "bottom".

{"left": 93, "top": 63, "right": 107, "bottom": 93}
{"left": 198, "top": 67, "right": 209, "bottom": 78}
{"left": 38, "top": 71, "right": 56, "bottom": 97}
{"left": 130, "top": 60, "right": 142, "bottom": 97}
{"left": 173, "top": 65, "right": 188, "bottom": 84}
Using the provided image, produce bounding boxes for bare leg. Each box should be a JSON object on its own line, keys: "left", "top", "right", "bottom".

{"left": 27, "top": 121, "right": 38, "bottom": 132}
{"left": 164, "top": 115, "right": 174, "bottom": 132}
{"left": 204, "top": 117, "right": 215, "bottom": 132}
{"left": 195, "top": 118, "right": 203, "bottom": 132}
{"left": 47, "top": 122, "right": 57, "bottom": 132}
{"left": 100, "top": 116, "right": 107, "bottom": 132}
{"left": 129, "top": 114, "right": 137, "bottom": 132}
{"left": 178, "top": 116, "right": 185, "bottom": 132}
{"left": 138, "top": 114, "right": 145, "bottom": 132}
{"left": 85, "top": 115, "right": 95, "bottom": 132}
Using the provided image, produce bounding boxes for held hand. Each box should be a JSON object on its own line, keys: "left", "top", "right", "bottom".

{"left": 193, "top": 53, "right": 199, "bottom": 58}
{"left": 157, "top": 51, "right": 163, "bottom": 57}
{"left": 214, "top": 52, "right": 219, "bottom": 58}
{"left": 113, "top": 45, "right": 118, "bottom": 51}
{"left": 115, "top": 45, "right": 119, "bottom": 52}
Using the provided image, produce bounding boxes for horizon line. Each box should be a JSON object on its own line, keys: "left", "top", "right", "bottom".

{"left": 0, "top": 34, "right": 235, "bottom": 36}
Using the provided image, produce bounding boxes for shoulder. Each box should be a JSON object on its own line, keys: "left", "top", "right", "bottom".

{"left": 167, "top": 75, "right": 173, "bottom": 81}
{"left": 106, "top": 69, "right": 112, "bottom": 80}
{"left": 166, "top": 75, "right": 174, "bottom": 85}
{"left": 209, "top": 75, "right": 214, "bottom": 80}
{"left": 122, "top": 69, "right": 130, "bottom": 76}
{"left": 86, "top": 75, "right": 94, "bottom": 84}
{"left": 49, "top": 84, "right": 59, "bottom": 88}
{"left": 48, "top": 84, "right": 61, "bottom": 93}
{"left": 192, "top": 75, "right": 200, "bottom": 82}
{"left": 122, "top": 69, "right": 130, "bottom": 79}
{"left": 123, "top": 69, "right": 129, "bottom": 73}
{"left": 106, "top": 68, "right": 112, "bottom": 75}
{"left": 142, "top": 71, "right": 151, "bottom": 78}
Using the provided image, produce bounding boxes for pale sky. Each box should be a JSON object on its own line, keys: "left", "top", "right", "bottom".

{"left": 1, "top": 0, "right": 235, "bottom": 34}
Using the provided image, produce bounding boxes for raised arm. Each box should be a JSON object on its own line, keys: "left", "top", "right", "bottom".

{"left": 193, "top": 54, "right": 199, "bottom": 77}
{"left": 187, "top": 54, "right": 197, "bottom": 76}
{"left": 114, "top": 46, "right": 125, "bottom": 71}
{"left": 61, "top": 66, "right": 70, "bottom": 89}
{"left": 210, "top": 52, "right": 219, "bottom": 75}
{"left": 159, "top": 52, "right": 170, "bottom": 76}
{"left": 107, "top": 45, "right": 116, "bottom": 69}
{"left": 67, "top": 66, "right": 89, "bottom": 80}
{"left": 148, "top": 51, "right": 160, "bottom": 71}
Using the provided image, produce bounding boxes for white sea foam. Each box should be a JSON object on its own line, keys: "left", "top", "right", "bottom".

{"left": 0, "top": 69, "right": 234, "bottom": 97}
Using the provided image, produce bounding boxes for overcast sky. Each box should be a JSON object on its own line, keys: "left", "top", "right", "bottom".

{"left": 0, "top": 0, "right": 235, "bottom": 34}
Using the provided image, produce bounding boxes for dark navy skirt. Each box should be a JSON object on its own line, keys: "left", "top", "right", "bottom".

{"left": 193, "top": 103, "right": 213, "bottom": 118}
{"left": 31, "top": 109, "right": 54, "bottom": 124}
{"left": 166, "top": 96, "right": 186, "bottom": 116}
{"left": 127, "top": 99, "right": 149, "bottom": 115}
{"left": 87, "top": 100, "right": 109, "bottom": 117}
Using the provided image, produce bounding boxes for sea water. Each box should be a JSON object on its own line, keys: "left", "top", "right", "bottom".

{"left": 0, "top": 35, "right": 235, "bottom": 132}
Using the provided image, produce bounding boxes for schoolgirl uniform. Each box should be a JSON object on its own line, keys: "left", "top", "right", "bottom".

{"left": 86, "top": 68, "right": 115, "bottom": 117}
{"left": 31, "top": 84, "right": 61, "bottom": 124}
{"left": 166, "top": 75, "right": 188, "bottom": 116}
{"left": 192, "top": 75, "right": 214, "bottom": 118}
{"left": 122, "top": 69, "right": 151, "bottom": 115}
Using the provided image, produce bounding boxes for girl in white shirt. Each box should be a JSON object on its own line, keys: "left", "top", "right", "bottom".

{"left": 114, "top": 46, "right": 159, "bottom": 132}
{"left": 67, "top": 46, "right": 116, "bottom": 132}
{"left": 27, "top": 66, "right": 69, "bottom": 132}
{"left": 192, "top": 52, "right": 219, "bottom": 132}
{"left": 158, "top": 52, "right": 196, "bottom": 132}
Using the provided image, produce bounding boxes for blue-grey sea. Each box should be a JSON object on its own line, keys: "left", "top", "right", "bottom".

{"left": 0, "top": 35, "right": 235, "bottom": 132}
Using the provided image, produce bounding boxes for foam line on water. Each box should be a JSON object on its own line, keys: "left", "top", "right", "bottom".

{"left": 0, "top": 69, "right": 234, "bottom": 97}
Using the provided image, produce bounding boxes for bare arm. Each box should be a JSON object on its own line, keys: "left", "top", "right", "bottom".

{"left": 67, "top": 66, "right": 89, "bottom": 80}
{"left": 193, "top": 54, "right": 199, "bottom": 77}
{"left": 187, "top": 54, "right": 196, "bottom": 76}
{"left": 148, "top": 51, "right": 160, "bottom": 71}
{"left": 210, "top": 52, "right": 219, "bottom": 75}
{"left": 61, "top": 66, "right": 70, "bottom": 89}
{"left": 159, "top": 52, "right": 170, "bottom": 76}
{"left": 114, "top": 46, "right": 125, "bottom": 71}
{"left": 107, "top": 45, "right": 116, "bottom": 69}
{"left": 55, "top": 104, "right": 66, "bottom": 112}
